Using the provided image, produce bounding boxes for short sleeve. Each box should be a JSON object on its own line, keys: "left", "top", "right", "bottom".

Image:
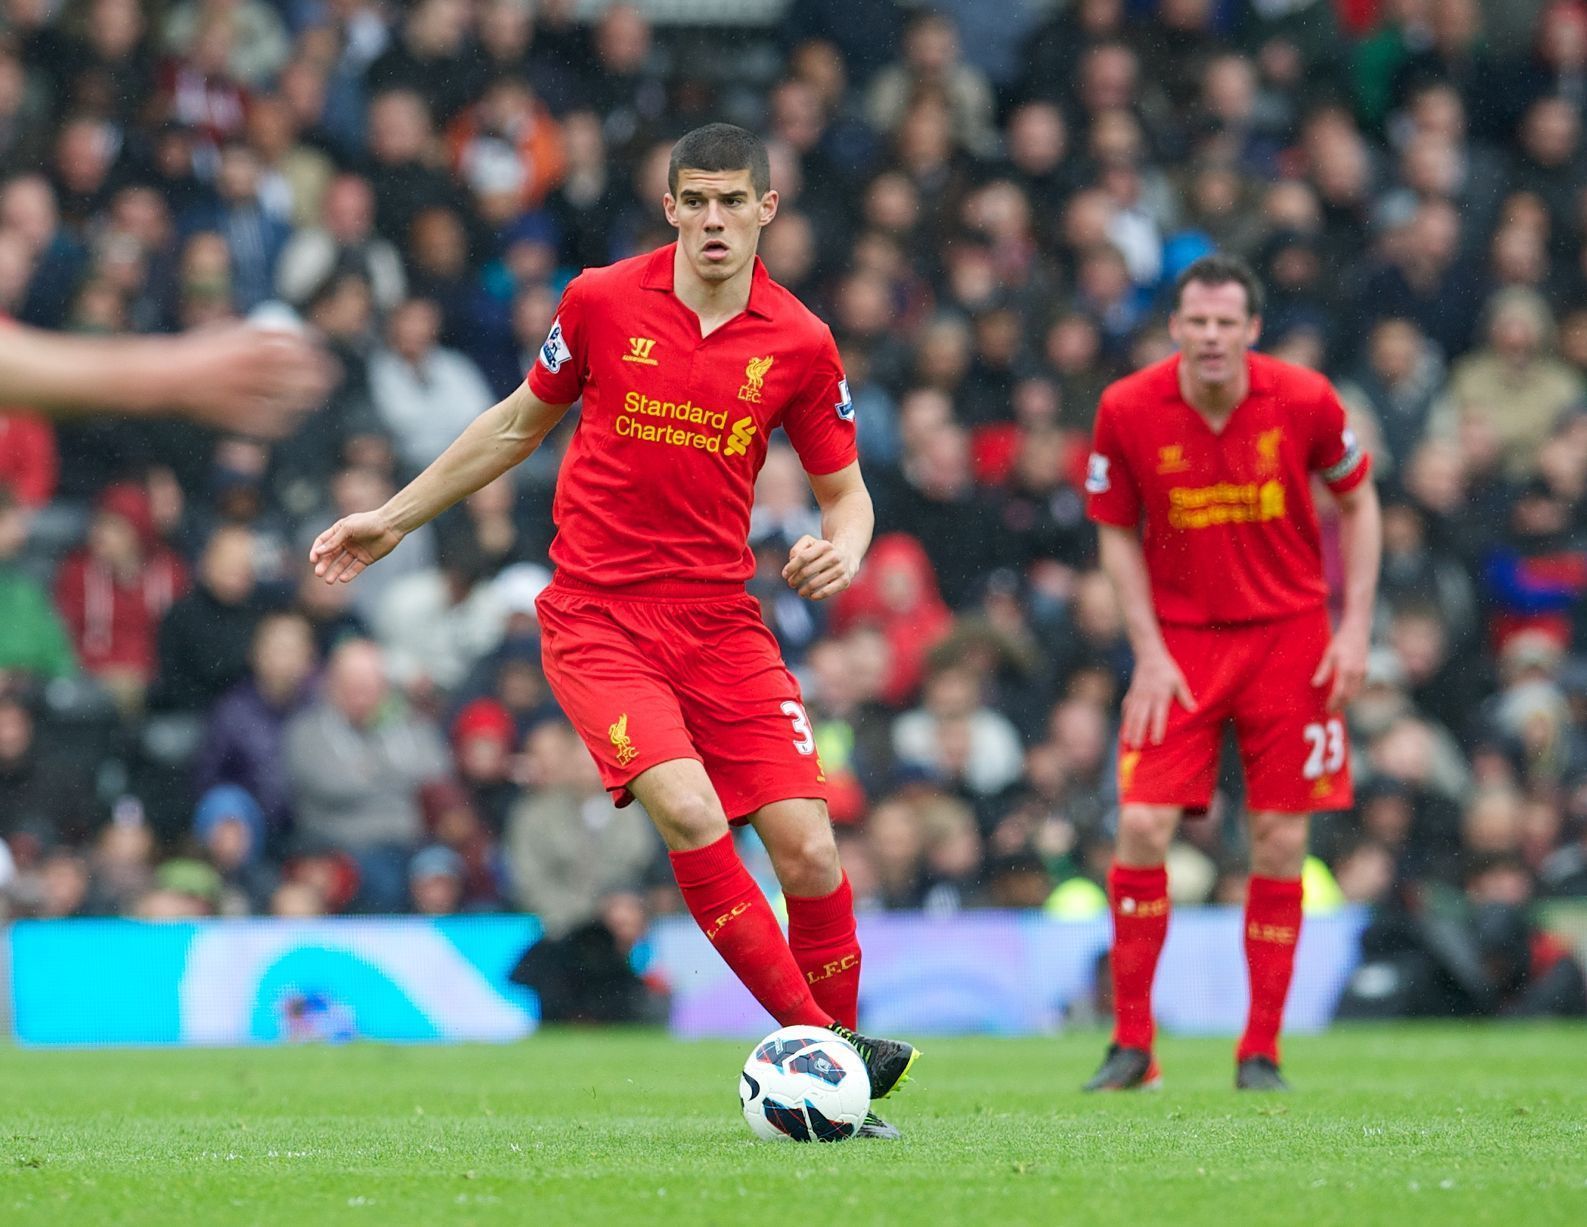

{"left": 525, "top": 274, "right": 588, "bottom": 405}
{"left": 1085, "top": 392, "right": 1142, "bottom": 527}
{"left": 1307, "top": 382, "right": 1371, "bottom": 495}
{"left": 780, "top": 328, "right": 858, "bottom": 477}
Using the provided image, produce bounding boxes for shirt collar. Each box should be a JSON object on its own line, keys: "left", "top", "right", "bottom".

{"left": 1245, "top": 352, "right": 1274, "bottom": 395}
{"left": 641, "top": 242, "right": 774, "bottom": 319}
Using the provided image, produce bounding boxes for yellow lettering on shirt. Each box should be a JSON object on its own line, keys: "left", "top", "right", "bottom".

{"left": 618, "top": 389, "right": 760, "bottom": 458}
{"left": 1167, "top": 481, "right": 1287, "bottom": 530}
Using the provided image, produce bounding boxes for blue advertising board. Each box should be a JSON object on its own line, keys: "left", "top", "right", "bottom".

{"left": 4, "top": 909, "right": 1365, "bottom": 1047}
{"left": 8, "top": 916, "right": 541, "bottom": 1046}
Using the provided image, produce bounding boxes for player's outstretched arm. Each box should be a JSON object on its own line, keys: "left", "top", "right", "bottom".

{"left": 1099, "top": 523, "right": 1198, "bottom": 747}
{"left": 0, "top": 320, "right": 334, "bottom": 439}
{"left": 311, "top": 381, "right": 571, "bottom": 584}
{"left": 784, "top": 461, "right": 874, "bottom": 601}
{"left": 1312, "top": 480, "right": 1382, "bottom": 711}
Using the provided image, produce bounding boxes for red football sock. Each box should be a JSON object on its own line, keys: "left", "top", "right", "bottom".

{"left": 1108, "top": 862, "right": 1170, "bottom": 1051}
{"left": 787, "top": 874, "right": 861, "bottom": 1030}
{"left": 670, "top": 833, "right": 833, "bottom": 1029}
{"left": 1238, "top": 875, "right": 1303, "bottom": 1064}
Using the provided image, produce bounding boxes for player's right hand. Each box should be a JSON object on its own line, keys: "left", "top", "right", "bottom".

{"left": 1121, "top": 648, "right": 1198, "bottom": 748}
{"left": 171, "top": 324, "right": 336, "bottom": 439}
{"left": 309, "top": 510, "right": 404, "bottom": 584}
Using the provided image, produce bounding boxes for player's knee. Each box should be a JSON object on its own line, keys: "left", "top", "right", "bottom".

{"left": 1249, "top": 814, "right": 1309, "bottom": 878}
{"left": 772, "top": 827, "right": 841, "bottom": 897}
{"left": 1117, "top": 805, "right": 1177, "bottom": 862}
{"left": 653, "top": 789, "right": 727, "bottom": 847}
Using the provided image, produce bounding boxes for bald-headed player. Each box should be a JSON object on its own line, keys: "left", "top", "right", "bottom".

{"left": 311, "top": 124, "right": 917, "bottom": 1138}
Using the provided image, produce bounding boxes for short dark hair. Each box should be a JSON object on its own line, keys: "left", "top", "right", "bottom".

{"left": 1172, "top": 253, "right": 1265, "bottom": 317}
{"left": 667, "top": 124, "right": 771, "bottom": 197}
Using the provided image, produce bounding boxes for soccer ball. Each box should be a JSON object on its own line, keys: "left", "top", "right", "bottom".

{"left": 739, "top": 1025, "right": 870, "bottom": 1142}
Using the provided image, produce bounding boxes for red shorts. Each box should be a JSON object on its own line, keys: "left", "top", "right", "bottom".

{"left": 1118, "top": 606, "right": 1352, "bottom": 814}
{"left": 536, "top": 577, "right": 826, "bottom": 821}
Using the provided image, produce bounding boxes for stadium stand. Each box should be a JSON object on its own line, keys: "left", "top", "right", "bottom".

{"left": 0, "top": 0, "right": 1583, "bottom": 1016}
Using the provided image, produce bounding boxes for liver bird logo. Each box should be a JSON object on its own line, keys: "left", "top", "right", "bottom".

{"left": 739, "top": 355, "right": 774, "bottom": 402}
{"left": 608, "top": 713, "right": 637, "bottom": 766}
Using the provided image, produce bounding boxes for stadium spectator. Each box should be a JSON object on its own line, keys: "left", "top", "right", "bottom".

{"left": 363, "top": 88, "right": 477, "bottom": 261}
{"left": 306, "top": 463, "right": 439, "bottom": 623}
{"left": 190, "top": 783, "right": 275, "bottom": 915}
{"left": 1337, "top": 318, "right": 1446, "bottom": 472}
{"left": 829, "top": 532, "right": 953, "bottom": 707}
{"left": 177, "top": 140, "right": 292, "bottom": 312}
{"left": 149, "top": 523, "right": 269, "bottom": 714}
{"left": 275, "top": 172, "right": 408, "bottom": 313}
{"left": 162, "top": 0, "right": 290, "bottom": 90}
{"left": 418, "top": 778, "right": 503, "bottom": 909}
{"left": 54, "top": 482, "right": 190, "bottom": 712}
{"left": 863, "top": 795, "right": 929, "bottom": 909}
{"left": 873, "top": 416, "right": 1011, "bottom": 607}
{"left": 408, "top": 843, "right": 466, "bottom": 916}
{"left": 244, "top": 92, "right": 334, "bottom": 230}
{"left": 504, "top": 719, "right": 660, "bottom": 937}
{"left": 366, "top": 0, "right": 484, "bottom": 126}
{"left": 84, "top": 806, "right": 157, "bottom": 915}
{"left": 865, "top": 8, "right": 997, "bottom": 159}
{"left": 369, "top": 296, "right": 496, "bottom": 476}
{"left": 154, "top": 10, "right": 251, "bottom": 160}
{"left": 193, "top": 610, "right": 318, "bottom": 841}
{"left": 476, "top": 0, "right": 580, "bottom": 116}
{"left": 0, "top": 484, "right": 74, "bottom": 683}
{"left": 449, "top": 697, "right": 520, "bottom": 834}
{"left": 445, "top": 75, "right": 566, "bottom": 225}
{"left": 3, "top": 172, "right": 86, "bottom": 330}
{"left": 283, "top": 638, "right": 451, "bottom": 912}
{"left": 1442, "top": 288, "right": 1585, "bottom": 479}
{"left": 370, "top": 536, "right": 512, "bottom": 696}
{"left": 579, "top": 3, "right": 667, "bottom": 166}
{"left": 0, "top": 686, "right": 101, "bottom": 857}
{"left": 0, "top": 38, "right": 50, "bottom": 170}
{"left": 892, "top": 660, "right": 1025, "bottom": 801}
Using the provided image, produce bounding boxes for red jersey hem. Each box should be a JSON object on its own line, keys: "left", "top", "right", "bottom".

{"left": 1157, "top": 598, "right": 1329, "bottom": 631}
{"left": 548, "top": 573, "right": 747, "bottom": 601}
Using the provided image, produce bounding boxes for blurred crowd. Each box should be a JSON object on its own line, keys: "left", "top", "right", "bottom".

{"left": 0, "top": 0, "right": 1585, "bottom": 1013}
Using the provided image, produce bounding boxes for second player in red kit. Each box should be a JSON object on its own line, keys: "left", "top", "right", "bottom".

{"left": 309, "top": 125, "right": 917, "bottom": 1139}
{"left": 1087, "top": 341, "right": 1371, "bottom": 815}
{"left": 1081, "top": 255, "right": 1382, "bottom": 1094}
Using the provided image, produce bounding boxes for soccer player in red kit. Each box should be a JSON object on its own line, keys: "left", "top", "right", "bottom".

{"left": 1082, "top": 255, "right": 1382, "bottom": 1091}
{"left": 310, "top": 124, "right": 917, "bottom": 1137}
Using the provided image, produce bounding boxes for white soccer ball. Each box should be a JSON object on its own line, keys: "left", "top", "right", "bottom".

{"left": 739, "top": 1025, "right": 871, "bottom": 1142}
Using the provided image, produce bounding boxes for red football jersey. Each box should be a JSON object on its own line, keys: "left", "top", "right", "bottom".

{"left": 1086, "top": 352, "right": 1370, "bottom": 627}
{"left": 526, "top": 244, "right": 856, "bottom": 588}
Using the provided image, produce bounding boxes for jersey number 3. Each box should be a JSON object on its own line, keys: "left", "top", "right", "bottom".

{"left": 780, "top": 701, "right": 815, "bottom": 756}
{"left": 1302, "top": 718, "right": 1346, "bottom": 779}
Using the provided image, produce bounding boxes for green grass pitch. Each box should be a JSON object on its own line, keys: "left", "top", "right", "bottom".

{"left": 3, "top": 1026, "right": 1584, "bottom": 1227}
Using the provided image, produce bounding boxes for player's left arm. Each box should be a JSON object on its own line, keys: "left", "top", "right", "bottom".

{"left": 784, "top": 461, "right": 874, "bottom": 602}
{"left": 1309, "top": 392, "right": 1383, "bottom": 711}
